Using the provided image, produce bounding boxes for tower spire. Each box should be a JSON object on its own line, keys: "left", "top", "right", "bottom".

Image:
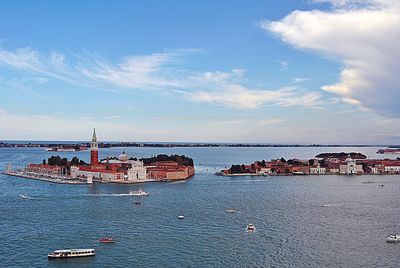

{"left": 92, "top": 128, "right": 97, "bottom": 142}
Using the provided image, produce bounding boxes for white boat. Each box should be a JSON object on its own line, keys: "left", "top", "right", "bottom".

{"left": 226, "top": 208, "right": 238, "bottom": 213}
{"left": 129, "top": 188, "right": 149, "bottom": 196}
{"left": 48, "top": 249, "right": 95, "bottom": 258}
{"left": 246, "top": 224, "right": 256, "bottom": 232}
{"left": 386, "top": 235, "right": 400, "bottom": 243}
{"left": 20, "top": 194, "right": 30, "bottom": 199}
{"left": 178, "top": 215, "right": 185, "bottom": 219}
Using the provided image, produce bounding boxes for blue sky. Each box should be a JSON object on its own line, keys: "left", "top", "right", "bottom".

{"left": 1, "top": 0, "right": 400, "bottom": 143}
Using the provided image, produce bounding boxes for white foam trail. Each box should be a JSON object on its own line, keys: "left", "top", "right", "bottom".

{"left": 19, "top": 194, "right": 43, "bottom": 200}
{"left": 85, "top": 193, "right": 133, "bottom": 197}
{"left": 321, "top": 203, "right": 344, "bottom": 207}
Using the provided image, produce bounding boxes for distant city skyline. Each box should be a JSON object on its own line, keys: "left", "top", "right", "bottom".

{"left": 1, "top": 0, "right": 400, "bottom": 144}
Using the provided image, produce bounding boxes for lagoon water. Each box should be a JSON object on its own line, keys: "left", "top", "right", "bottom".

{"left": 1, "top": 146, "right": 400, "bottom": 267}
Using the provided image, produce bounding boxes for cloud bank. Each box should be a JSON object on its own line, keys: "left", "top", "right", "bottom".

{"left": 262, "top": 0, "right": 400, "bottom": 117}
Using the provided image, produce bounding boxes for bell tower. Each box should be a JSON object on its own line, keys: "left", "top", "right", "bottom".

{"left": 90, "top": 128, "right": 98, "bottom": 165}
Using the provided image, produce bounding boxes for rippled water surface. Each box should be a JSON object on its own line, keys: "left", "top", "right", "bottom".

{"left": 1, "top": 146, "right": 400, "bottom": 267}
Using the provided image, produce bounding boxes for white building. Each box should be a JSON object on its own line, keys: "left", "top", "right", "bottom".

{"left": 384, "top": 165, "right": 400, "bottom": 173}
{"left": 310, "top": 165, "right": 326, "bottom": 174}
{"left": 258, "top": 167, "right": 272, "bottom": 175}
{"left": 127, "top": 161, "right": 147, "bottom": 180}
{"left": 70, "top": 166, "right": 101, "bottom": 178}
{"left": 339, "top": 155, "right": 363, "bottom": 174}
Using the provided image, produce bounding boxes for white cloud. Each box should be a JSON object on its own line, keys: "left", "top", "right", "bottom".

{"left": 292, "top": 77, "right": 311, "bottom": 84}
{"left": 181, "top": 85, "right": 324, "bottom": 109}
{"left": 78, "top": 53, "right": 183, "bottom": 89}
{"left": 257, "top": 118, "right": 285, "bottom": 126}
{"left": 0, "top": 47, "right": 183, "bottom": 90}
{"left": 277, "top": 60, "right": 289, "bottom": 71}
{"left": 0, "top": 47, "right": 328, "bottom": 111}
{"left": 262, "top": 0, "right": 400, "bottom": 117}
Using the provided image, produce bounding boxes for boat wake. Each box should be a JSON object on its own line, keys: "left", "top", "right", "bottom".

{"left": 19, "top": 194, "right": 42, "bottom": 200}
{"left": 85, "top": 193, "right": 134, "bottom": 197}
{"left": 321, "top": 203, "right": 344, "bottom": 207}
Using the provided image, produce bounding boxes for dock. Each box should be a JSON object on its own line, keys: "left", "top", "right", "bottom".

{"left": 1, "top": 171, "right": 88, "bottom": 184}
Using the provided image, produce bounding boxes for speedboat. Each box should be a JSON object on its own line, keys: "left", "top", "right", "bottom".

{"left": 178, "top": 215, "right": 185, "bottom": 219}
{"left": 97, "top": 237, "right": 115, "bottom": 243}
{"left": 20, "top": 194, "right": 29, "bottom": 199}
{"left": 246, "top": 224, "right": 256, "bottom": 232}
{"left": 48, "top": 249, "right": 95, "bottom": 258}
{"left": 226, "top": 208, "right": 237, "bottom": 213}
{"left": 386, "top": 235, "right": 400, "bottom": 243}
{"left": 129, "top": 188, "right": 149, "bottom": 196}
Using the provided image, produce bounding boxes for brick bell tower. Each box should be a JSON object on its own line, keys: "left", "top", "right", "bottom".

{"left": 90, "top": 128, "right": 99, "bottom": 165}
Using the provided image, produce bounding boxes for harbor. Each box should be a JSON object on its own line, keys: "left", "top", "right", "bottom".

{"left": 2, "top": 170, "right": 88, "bottom": 184}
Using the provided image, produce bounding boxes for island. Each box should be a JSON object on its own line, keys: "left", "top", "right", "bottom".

{"left": 3, "top": 129, "right": 195, "bottom": 184}
{"left": 217, "top": 152, "right": 400, "bottom": 176}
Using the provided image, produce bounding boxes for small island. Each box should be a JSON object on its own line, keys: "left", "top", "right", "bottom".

{"left": 3, "top": 129, "right": 195, "bottom": 184}
{"left": 217, "top": 152, "right": 400, "bottom": 176}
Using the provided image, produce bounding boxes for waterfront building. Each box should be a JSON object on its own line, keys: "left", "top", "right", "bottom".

{"left": 258, "top": 167, "right": 273, "bottom": 175}
{"left": 290, "top": 165, "right": 310, "bottom": 174}
{"left": 69, "top": 130, "right": 193, "bottom": 182}
{"left": 339, "top": 155, "right": 363, "bottom": 174}
{"left": 310, "top": 164, "right": 326, "bottom": 174}
{"left": 26, "top": 164, "right": 62, "bottom": 175}
{"left": 146, "top": 161, "right": 195, "bottom": 180}
{"left": 384, "top": 164, "right": 400, "bottom": 173}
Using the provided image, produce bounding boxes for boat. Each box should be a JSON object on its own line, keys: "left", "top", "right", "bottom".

{"left": 20, "top": 194, "right": 29, "bottom": 199}
{"left": 129, "top": 188, "right": 149, "bottom": 196}
{"left": 362, "top": 180, "right": 375, "bottom": 184}
{"left": 97, "top": 237, "right": 115, "bottom": 243}
{"left": 133, "top": 201, "right": 141, "bottom": 205}
{"left": 386, "top": 235, "right": 400, "bottom": 243}
{"left": 178, "top": 215, "right": 185, "bottom": 219}
{"left": 48, "top": 249, "right": 95, "bottom": 258}
{"left": 246, "top": 224, "right": 256, "bottom": 232}
{"left": 226, "top": 208, "right": 238, "bottom": 213}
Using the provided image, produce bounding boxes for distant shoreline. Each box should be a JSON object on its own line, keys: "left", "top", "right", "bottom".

{"left": 0, "top": 142, "right": 398, "bottom": 148}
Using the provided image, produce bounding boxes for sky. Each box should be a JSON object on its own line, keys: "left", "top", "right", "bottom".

{"left": 0, "top": 0, "right": 400, "bottom": 144}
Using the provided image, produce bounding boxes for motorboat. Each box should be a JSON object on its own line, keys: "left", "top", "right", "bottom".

{"left": 129, "top": 188, "right": 149, "bottom": 196}
{"left": 97, "top": 237, "right": 115, "bottom": 243}
{"left": 386, "top": 235, "right": 400, "bottom": 243}
{"left": 178, "top": 215, "right": 185, "bottom": 219}
{"left": 48, "top": 249, "right": 95, "bottom": 258}
{"left": 362, "top": 180, "right": 375, "bottom": 184}
{"left": 20, "top": 194, "right": 29, "bottom": 199}
{"left": 133, "top": 201, "right": 141, "bottom": 205}
{"left": 246, "top": 224, "right": 256, "bottom": 232}
{"left": 226, "top": 208, "right": 238, "bottom": 213}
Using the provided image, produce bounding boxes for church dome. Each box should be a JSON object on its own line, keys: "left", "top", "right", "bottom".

{"left": 118, "top": 150, "right": 129, "bottom": 162}
{"left": 345, "top": 154, "right": 354, "bottom": 163}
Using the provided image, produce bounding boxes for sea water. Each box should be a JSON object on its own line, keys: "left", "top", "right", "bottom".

{"left": 0, "top": 146, "right": 399, "bottom": 267}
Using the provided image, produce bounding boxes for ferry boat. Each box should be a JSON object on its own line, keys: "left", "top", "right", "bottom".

{"left": 97, "top": 237, "right": 115, "bottom": 243}
{"left": 246, "top": 224, "right": 256, "bottom": 232}
{"left": 48, "top": 249, "right": 95, "bottom": 258}
{"left": 387, "top": 235, "right": 400, "bottom": 243}
{"left": 129, "top": 188, "right": 149, "bottom": 196}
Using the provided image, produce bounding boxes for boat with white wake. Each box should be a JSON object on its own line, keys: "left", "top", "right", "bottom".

{"left": 386, "top": 235, "right": 400, "bottom": 243}
{"left": 129, "top": 188, "right": 149, "bottom": 196}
